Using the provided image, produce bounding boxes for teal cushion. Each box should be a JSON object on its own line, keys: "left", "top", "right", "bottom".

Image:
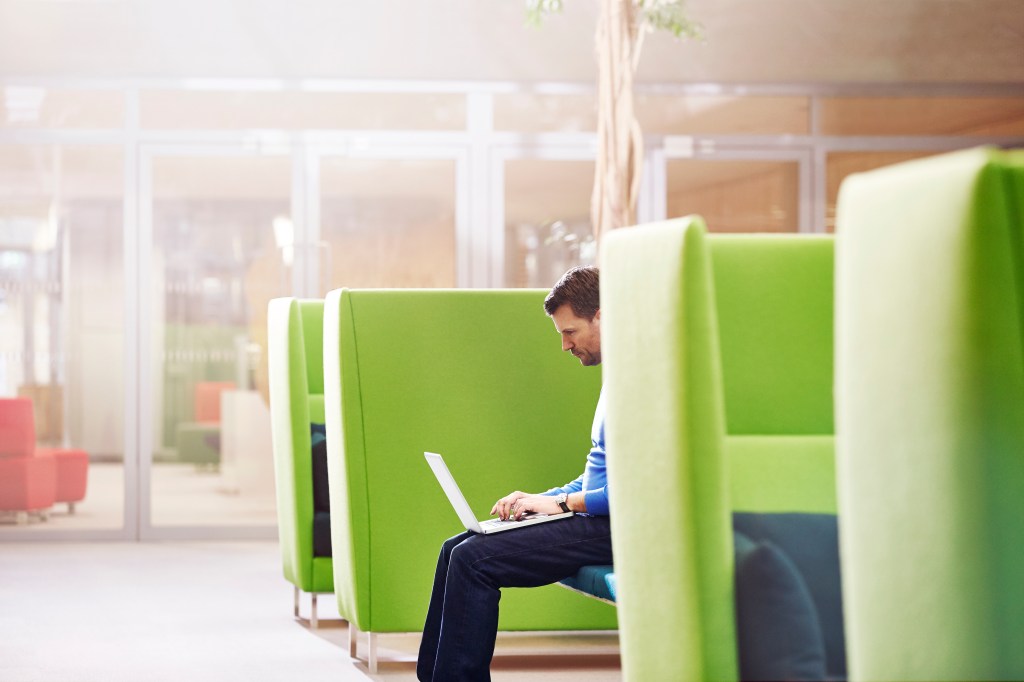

{"left": 604, "top": 572, "right": 617, "bottom": 601}
{"left": 559, "top": 565, "right": 616, "bottom": 603}
{"left": 734, "top": 531, "right": 827, "bottom": 682}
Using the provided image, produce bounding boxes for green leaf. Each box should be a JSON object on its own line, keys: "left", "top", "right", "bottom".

{"left": 525, "top": 0, "right": 565, "bottom": 27}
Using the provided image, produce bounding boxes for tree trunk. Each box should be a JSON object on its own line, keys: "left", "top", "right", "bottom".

{"left": 591, "top": 0, "right": 644, "bottom": 252}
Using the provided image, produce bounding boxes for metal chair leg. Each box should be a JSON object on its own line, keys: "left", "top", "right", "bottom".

{"left": 368, "top": 631, "right": 378, "bottom": 674}
{"left": 293, "top": 586, "right": 300, "bottom": 618}
{"left": 348, "top": 622, "right": 359, "bottom": 659}
{"left": 311, "top": 592, "right": 318, "bottom": 629}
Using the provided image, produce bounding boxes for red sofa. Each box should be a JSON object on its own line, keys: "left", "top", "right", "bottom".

{"left": 0, "top": 397, "right": 89, "bottom": 521}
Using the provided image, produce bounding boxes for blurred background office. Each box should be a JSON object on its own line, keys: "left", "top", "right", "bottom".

{"left": 0, "top": 0, "right": 1022, "bottom": 542}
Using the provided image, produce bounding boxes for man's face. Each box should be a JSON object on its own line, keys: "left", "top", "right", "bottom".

{"left": 551, "top": 304, "right": 601, "bottom": 366}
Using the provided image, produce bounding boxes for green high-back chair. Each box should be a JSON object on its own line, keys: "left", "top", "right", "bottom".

{"left": 835, "top": 147, "right": 1024, "bottom": 681}
{"left": 268, "top": 297, "right": 337, "bottom": 627}
{"left": 323, "top": 288, "right": 617, "bottom": 672}
{"left": 602, "top": 217, "right": 838, "bottom": 681}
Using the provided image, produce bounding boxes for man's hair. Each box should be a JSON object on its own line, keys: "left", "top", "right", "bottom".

{"left": 544, "top": 266, "right": 600, "bottom": 320}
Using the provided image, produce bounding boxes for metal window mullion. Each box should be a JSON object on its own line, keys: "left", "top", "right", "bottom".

{"left": 639, "top": 146, "right": 667, "bottom": 224}
{"left": 798, "top": 149, "right": 813, "bottom": 234}
{"left": 123, "top": 88, "right": 141, "bottom": 540}
{"left": 813, "top": 145, "right": 828, "bottom": 234}
{"left": 455, "top": 147, "right": 473, "bottom": 289}
{"left": 291, "top": 142, "right": 316, "bottom": 298}
{"left": 488, "top": 148, "right": 507, "bottom": 288}
{"left": 467, "top": 92, "right": 494, "bottom": 288}
{"left": 136, "top": 144, "right": 155, "bottom": 540}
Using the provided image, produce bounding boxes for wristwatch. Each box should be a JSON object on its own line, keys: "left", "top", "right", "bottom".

{"left": 555, "top": 492, "right": 571, "bottom": 513}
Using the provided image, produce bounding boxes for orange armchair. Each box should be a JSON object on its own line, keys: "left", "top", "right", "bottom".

{"left": 0, "top": 396, "right": 89, "bottom": 520}
{"left": 0, "top": 397, "right": 57, "bottom": 522}
{"left": 37, "top": 447, "right": 89, "bottom": 513}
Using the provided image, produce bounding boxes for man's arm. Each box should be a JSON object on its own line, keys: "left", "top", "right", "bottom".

{"left": 490, "top": 484, "right": 606, "bottom": 520}
{"left": 544, "top": 474, "right": 584, "bottom": 497}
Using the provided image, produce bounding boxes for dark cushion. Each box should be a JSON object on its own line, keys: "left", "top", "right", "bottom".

{"left": 310, "top": 423, "right": 331, "bottom": 558}
{"left": 734, "top": 530, "right": 827, "bottom": 682}
{"left": 734, "top": 512, "right": 846, "bottom": 679}
{"left": 310, "top": 423, "right": 330, "bottom": 514}
{"left": 312, "top": 511, "right": 332, "bottom": 558}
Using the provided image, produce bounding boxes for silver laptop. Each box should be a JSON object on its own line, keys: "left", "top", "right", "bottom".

{"left": 424, "top": 452, "right": 573, "bottom": 534}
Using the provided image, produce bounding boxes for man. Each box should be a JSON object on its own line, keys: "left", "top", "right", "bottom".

{"left": 417, "top": 265, "right": 612, "bottom": 682}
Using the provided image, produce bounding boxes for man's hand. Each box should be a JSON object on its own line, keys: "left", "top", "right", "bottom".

{"left": 490, "top": 491, "right": 564, "bottom": 521}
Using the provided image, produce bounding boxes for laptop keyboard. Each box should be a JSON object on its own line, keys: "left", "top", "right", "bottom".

{"left": 480, "top": 518, "right": 521, "bottom": 529}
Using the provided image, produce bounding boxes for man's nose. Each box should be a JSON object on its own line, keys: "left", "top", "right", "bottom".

{"left": 561, "top": 338, "right": 572, "bottom": 352}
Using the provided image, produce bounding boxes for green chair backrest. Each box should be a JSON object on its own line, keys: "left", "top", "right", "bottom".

{"left": 711, "top": 235, "right": 837, "bottom": 515}
{"left": 604, "top": 217, "right": 735, "bottom": 682}
{"left": 603, "top": 217, "right": 837, "bottom": 682}
{"left": 300, "top": 301, "right": 326, "bottom": 423}
{"left": 268, "top": 297, "right": 333, "bottom": 594}
{"left": 323, "top": 289, "right": 617, "bottom": 633}
{"left": 711, "top": 235, "right": 834, "bottom": 436}
{"left": 836, "top": 147, "right": 1024, "bottom": 681}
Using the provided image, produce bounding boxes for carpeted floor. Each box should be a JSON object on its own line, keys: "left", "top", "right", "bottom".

{"left": 0, "top": 541, "right": 620, "bottom": 681}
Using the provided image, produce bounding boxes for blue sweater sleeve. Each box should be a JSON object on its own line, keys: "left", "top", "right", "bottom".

{"left": 583, "top": 484, "right": 609, "bottom": 516}
{"left": 544, "top": 475, "right": 583, "bottom": 496}
{"left": 542, "top": 389, "right": 610, "bottom": 516}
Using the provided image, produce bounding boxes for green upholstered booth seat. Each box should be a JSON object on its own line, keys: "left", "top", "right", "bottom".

{"left": 268, "top": 298, "right": 336, "bottom": 620}
{"left": 174, "top": 422, "right": 220, "bottom": 466}
{"left": 727, "top": 436, "right": 837, "bottom": 515}
{"left": 603, "top": 218, "right": 839, "bottom": 682}
{"left": 835, "top": 147, "right": 1024, "bottom": 681}
{"left": 323, "top": 288, "right": 617, "bottom": 639}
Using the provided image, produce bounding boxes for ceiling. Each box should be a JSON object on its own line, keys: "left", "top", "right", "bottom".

{"left": 0, "top": 0, "right": 1022, "bottom": 85}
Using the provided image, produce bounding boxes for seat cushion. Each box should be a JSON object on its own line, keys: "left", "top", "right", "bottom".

{"left": 312, "top": 511, "right": 333, "bottom": 558}
{"left": 727, "top": 435, "right": 837, "bottom": 514}
{"left": 311, "top": 423, "right": 330, "bottom": 513}
{"left": 734, "top": 512, "right": 845, "bottom": 679}
{"left": 559, "top": 565, "right": 616, "bottom": 603}
{"left": 604, "top": 572, "right": 617, "bottom": 601}
{"left": 310, "top": 423, "right": 331, "bottom": 558}
{"left": 0, "top": 451, "right": 57, "bottom": 511}
{"left": 39, "top": 448, "right": 89, "bottom": 503}
{"left": 734, "top": 530, "right": 827, "bottom": 682}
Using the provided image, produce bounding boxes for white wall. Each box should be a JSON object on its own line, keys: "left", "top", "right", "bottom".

{"left": 0, "top": 0, "right": 1021, "bottom": 84}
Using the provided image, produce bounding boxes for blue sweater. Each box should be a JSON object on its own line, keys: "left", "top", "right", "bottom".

{"left": 544, "top": 389, "right": 609, "bottom": 516}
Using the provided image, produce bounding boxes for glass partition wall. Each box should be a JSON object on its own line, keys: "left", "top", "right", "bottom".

{"left": 143, "top": 151, "right": 291, "bottom": 532}
{"left": 0, "top": 143, "right": 126, "bottom": 535}
{"left": 502, "top": 155, "right": 596, "bottom": 288}
{"left": 1, "top": 83, "right": 1021, "bottom": 540}
{"left": 318, "top": 155, "right": 460, "bottom": 290}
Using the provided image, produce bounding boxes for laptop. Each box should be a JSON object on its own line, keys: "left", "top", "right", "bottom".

{"left": 424, "top": 452, "right": 573, "bottom": 534}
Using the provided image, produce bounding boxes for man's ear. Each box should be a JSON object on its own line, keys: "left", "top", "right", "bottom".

{"left": 593, "top": 309, "right": 601, "bottom": 323}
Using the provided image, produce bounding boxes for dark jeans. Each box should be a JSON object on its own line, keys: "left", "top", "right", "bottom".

{"left": 417, "top": 515, "right": 614, "bottom": 682}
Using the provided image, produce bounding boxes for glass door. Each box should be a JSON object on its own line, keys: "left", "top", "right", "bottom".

{"left": 139, "top": 146, "right": 296, "bottom": 537}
